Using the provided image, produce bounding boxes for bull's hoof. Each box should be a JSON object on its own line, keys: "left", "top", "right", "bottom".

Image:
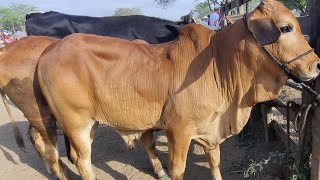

{"left": 128, "top": 145, "right": 135, "bottom": 151}
{"left": 158, "top": 174, "right": 171, "bottom": 180}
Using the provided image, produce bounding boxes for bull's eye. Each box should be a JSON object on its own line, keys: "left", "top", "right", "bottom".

{"left": 280, "top": 25, "right": 293, "bottom": 33}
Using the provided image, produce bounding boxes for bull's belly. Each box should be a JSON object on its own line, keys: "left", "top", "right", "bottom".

{"left": 92, "top": 80, "right": 167, "bottom": 130}
{"left": 94, "top": 100, "right": 163, "bottom": 130}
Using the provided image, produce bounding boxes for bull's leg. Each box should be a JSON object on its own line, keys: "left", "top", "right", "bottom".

{"left": 68, "top": 121, "right": 99, "bottom": 164}
{"left": 203, "top": 145, "right": 222, "bottom": 180}
{"left": 27, "top": 120, "right": 68, "bottom": 180}
{"left": 140, "top": 130, "right": 168, "bottom": 179}
{"left": 69, "top": 121, "right": 98, "bottom": 164}
{"left": 66, "top": 120, "right": 97, "bottom": 180}
{"left": 166, "top": 129, "right": 192, "bottom": 180}
{"left": 69, "top": 143, "right": 78, "bottom": 164}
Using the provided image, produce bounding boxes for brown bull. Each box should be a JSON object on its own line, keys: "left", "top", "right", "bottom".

{"left": 0, "top": 36, "right": 70, "bottom": 179}
{"left": 0, "top": 36, "right": 161, "bottom": 180}
{"left": 37, "top": 0, "right": 320, "bottom": 179}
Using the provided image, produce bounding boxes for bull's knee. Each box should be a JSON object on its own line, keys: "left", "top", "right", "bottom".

{"left": 27, "top": 125, "right": 36, "bottom": 146}
{"left": 140, "top": 131, "right": 167, "bottom": 178}
{"left": 67, "top": 120, "right": 96, "bottom": 180}
{"left": 40, "top": 138, "right": 68, "bottom": 179}
{"left": 31, "top": 129, "right": 53, "bottom": 173}
{"left": 29, "top": 128, "right": 68, "bottom": 179}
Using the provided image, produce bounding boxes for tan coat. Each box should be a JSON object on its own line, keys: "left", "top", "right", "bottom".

{"left": 37, "top": 0, "right": 320, "bottom": 179}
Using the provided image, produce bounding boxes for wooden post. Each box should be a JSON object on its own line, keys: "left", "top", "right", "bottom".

{"left": 226, "top": 0, "right": 231, "bottom": 15}
{"left": 236, "top": 0, "right": 244, "bottom": 15}
{"left": 309, "top": 0, "right": 320, "bottom": 54}
{"left": 311, "top": 77, "right": 320, "bottom": 180}
{"left": 310, "top": 0, "right": 320, "bottom": 178}
{"left": 221, "top": 0, "right": 228, "bottom": 28}
{"left": 308, "top": 0, "right": 315, "bottom": 13}
{"left": 294, "top": 88, "right": 312, "bottom": 177}
{"left": 260, "top": 103, "right": 273, "bottom": 143}
{"left": 11, "top": 21, "right": 16, "bottom": 40}
{"left": 246, "top": 2, "right": 249, "bottom": 13}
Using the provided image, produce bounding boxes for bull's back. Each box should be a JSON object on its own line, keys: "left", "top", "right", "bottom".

{"left": 38, "top": 34, "right": 172, "bottom": 130}
{"left": 0, "top": 36, "right": 57, "bottom": 88}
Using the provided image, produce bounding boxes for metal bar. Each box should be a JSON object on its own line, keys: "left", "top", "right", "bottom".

{"left": 311, "top": 78, "right": 320, "bottom": 180}
{"left": 285, "top": 81, "right": 303, "bottom": 91}
{"left": 274, "top": 98, "right": 287, "bottom": 107}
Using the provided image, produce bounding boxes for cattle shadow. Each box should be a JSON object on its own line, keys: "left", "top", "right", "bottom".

{"left": 0, "top": 120, "right": 247, "bottom": 179}
{"left": 88, "top": 113, "right": 274, "bottom": 180}
{"left": 0, "top": 121, "right": 79, "bottom": 179}
{"left": 90, "top": 125, "right": 213, "bottom": 180}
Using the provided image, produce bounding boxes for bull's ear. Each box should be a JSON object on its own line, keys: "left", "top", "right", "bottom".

{"left": 248, "top": 18, "right": 281, "bottom": 46}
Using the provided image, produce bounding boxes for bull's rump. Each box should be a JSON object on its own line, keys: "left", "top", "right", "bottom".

{"left": 38, "top": 34, "right": 172, "bottom": 130}
{"left": 0, "top": 36, "right": 57, "bottom": 118}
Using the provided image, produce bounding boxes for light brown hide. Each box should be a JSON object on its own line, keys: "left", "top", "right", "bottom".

{"left": 37, "top": 0, "right": 320, "bottom": 179}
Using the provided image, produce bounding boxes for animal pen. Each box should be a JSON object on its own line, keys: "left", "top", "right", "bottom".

{"left": 218, "top": 0, "right": 320, "bottom": 179}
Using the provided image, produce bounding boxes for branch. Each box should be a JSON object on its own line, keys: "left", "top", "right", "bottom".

{"left": 207, "top": 0, "right": 213, "bottom": 11}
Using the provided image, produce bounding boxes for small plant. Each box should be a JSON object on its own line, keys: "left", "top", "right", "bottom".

{"left": 232, "top": 127, "right": 311, "bottom": 179}
{"left": 243, "top": 157, "right": 270, "bottom": 178}
{"left": 243, "top": 150, "right": 310, "bottom": 179}
{"left": 289, "top": 164, "right": 307, "bottom": 180}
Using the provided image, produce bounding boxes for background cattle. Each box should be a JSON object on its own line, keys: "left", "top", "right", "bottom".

{"left": 36, "top": 0, "right": 320, "bottom": 180}
{"left": 0, "top": 36, "right": 68, "bottom": 178}
{"left": 25, "top": 11, "right": 193, "bottom": 44}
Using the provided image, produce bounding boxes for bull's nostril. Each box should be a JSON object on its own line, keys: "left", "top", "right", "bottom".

{"left": 318, "top": 62, "right": 320, "bottom": 70}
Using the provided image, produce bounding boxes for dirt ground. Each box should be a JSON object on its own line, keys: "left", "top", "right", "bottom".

{"left": 0, "top": 99, "right": 287, "bottom": 180}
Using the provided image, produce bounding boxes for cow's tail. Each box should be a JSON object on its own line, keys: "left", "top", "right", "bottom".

{"left": 1, "top": 92, "right": 26, "bottom": 152}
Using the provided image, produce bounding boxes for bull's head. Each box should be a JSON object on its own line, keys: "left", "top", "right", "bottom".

{"left": 246, "top": 0, "right": 320, "bottom": 81}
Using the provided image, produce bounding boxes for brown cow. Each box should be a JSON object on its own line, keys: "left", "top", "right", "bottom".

{"left": 37, "top": 0, "right": 320, "bottom": 179}
{"left": 0, "top": 36, "right": 70, "bottom": 179}
{"left": 0, "top": 36, "right": 167, "bottom": 180}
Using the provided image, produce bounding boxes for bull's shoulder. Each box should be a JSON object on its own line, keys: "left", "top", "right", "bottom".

{"left": 178, "top": 24, "right": 215, "bottom": 50}
{"left": 180, "top": 24, "right": 215, "bottom": 38}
